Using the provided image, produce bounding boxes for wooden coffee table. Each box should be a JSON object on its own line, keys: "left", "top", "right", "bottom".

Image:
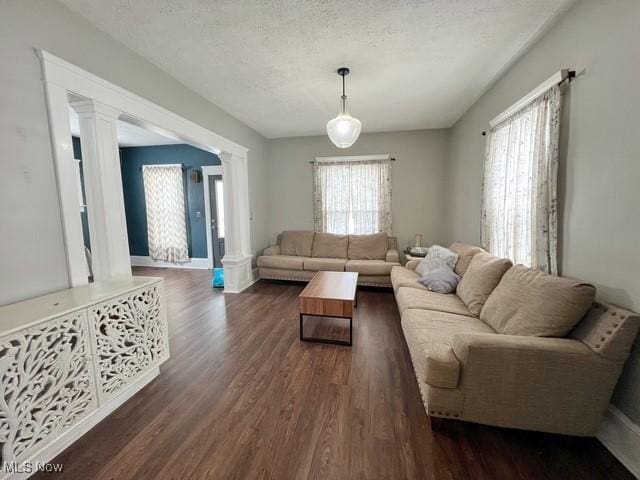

{"left": 298, "top": 271, "right": 358, "bottom": 346}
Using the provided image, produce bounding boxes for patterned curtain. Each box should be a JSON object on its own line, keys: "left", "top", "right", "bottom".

{"left": 313, "top": 159, "right": 392, "bottom": 235}
{"left": 142, "top": 165, "right": 189, "bottom": 263}
{"left": 481, "top": 85, "right": 562, "bottom": 274}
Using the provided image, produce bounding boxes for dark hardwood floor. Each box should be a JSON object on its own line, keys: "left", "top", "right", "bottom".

{"left": 36, "top": 267, "right": 632, "bottom": 480}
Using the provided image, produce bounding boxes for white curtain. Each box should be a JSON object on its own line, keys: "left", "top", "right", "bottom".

{"left": 313, "top": 159, "right": 392, "bottom": 235}
{"left": 142, "top": 164, "right": 189, "bottom": 263}
{"left": 481, "top": 85, "right": 561, "bottom": 274}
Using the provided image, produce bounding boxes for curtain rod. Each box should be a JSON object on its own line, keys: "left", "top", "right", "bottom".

{"left": 485, "top": 69, "right": 576, "bottom": 132}
{"left": 139, "top": 163, "right": 186, "bottom": 171}
{"left": 309, "top": 157, "right": 396, "bottom": 164}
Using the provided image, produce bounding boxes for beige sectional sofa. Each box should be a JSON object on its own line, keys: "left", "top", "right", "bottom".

{"left": 392, "top": 242, "right": 640, "bottom": 436}
{"left": 258, "top": 231, "right": 400, "bottom": 287}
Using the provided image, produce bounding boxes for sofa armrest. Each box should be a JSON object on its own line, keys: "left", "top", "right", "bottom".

{"left": 405, "top": 259, "right": 421, "bottom": 271}
{"left": 451, "top": 332, "right": 620, "bottom": 435}
{"left": 425, "top": 345, "right": 460, "bottom": 389}
{"left": 262, "top": 245, "right": 280, "bottom": 256}
{"left": 386, "top": 248, "right": 400, "bottom": 263}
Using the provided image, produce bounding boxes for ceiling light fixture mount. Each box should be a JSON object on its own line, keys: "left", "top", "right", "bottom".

{"left": 326, "top": 67, "right": 362, "bottom": 148}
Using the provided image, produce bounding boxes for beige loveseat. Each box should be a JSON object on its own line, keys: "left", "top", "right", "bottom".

{"left": 258, "top": 231, "right": 400, "bottom": 287}
{"left": 392, "top": 242, "right": 640, "bottom": 436}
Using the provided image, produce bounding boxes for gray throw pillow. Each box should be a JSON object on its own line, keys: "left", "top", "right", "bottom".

{"left": 419, "top": 268, "right": 461, "bottom": 294}
{"left": 415, "top": 245, "right": 458, "bottom": 276}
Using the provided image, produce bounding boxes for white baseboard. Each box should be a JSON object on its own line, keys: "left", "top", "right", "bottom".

{"left": 130, "top": 255, "right": 211, "bottom": 269}
{"left": 597, "top": 405, "right": 640, "bottom": 478}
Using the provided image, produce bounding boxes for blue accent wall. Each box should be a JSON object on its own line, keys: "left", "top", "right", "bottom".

{"left": 119, "top": 144, "right": 220, "bottom": 258}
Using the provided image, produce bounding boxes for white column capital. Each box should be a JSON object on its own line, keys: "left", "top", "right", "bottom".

{"left": 71, "top": 99, "right": 121, "bottom": 120}
{"left": 219, "top": 151, "right": 247, "bottom": 164}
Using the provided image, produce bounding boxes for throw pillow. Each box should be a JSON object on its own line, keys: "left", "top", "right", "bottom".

{"left": 415, "top": 245, "right": 458, "bottom": 276}
{"left": 456, "top": 252, "right": 512, "bottom": 316}
{"left": 481, "top": 265, "right": 596, "bottom": 337}
{"left": 312, "top": 232, "right": 348, "bottom": 258}
{"left": 280, "top": 231, "right": 315, "bottom": 257}
{"left": 419, "top": 268, "right": 461, "bottom": 294}
{"left": 448, "top": 241, "right": 485, "bottom": 276}
{"left": 347, "top": 233, "right": 388, "bottom": 260}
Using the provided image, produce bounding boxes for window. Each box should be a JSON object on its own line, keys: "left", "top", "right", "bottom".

{"left": 313, "top": 156, "right": 392, "bottom": 235}
{"left": 142, "top": 164, "right": 189, "bottom": 263}
{"left": 482, "top": 85, "right": 561, "bottom": 274}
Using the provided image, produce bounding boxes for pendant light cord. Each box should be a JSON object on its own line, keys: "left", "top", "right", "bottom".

{"left": 341, "top": 72, "right": 346, "bottom": 113}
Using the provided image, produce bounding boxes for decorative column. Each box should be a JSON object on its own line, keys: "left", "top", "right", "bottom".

{"left": 220, "top": 152, "right": 253, "bottom": 293}
{"left": 42, "top": 83, "right": 89, "bottom": 286}
{"left": 71, "top": 100, "right": 132, "bottom": 281}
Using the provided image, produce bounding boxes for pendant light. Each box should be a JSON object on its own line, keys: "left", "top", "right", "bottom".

{"left": 326, "top": 67, "right": 362, "bottom": 148}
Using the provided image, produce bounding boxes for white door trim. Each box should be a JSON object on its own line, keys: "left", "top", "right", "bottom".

{"left": 202, "top": 165, "right": 223, "bottom": 269}
{"left": 38, "top": 50, "right": 253, "bottom": 293}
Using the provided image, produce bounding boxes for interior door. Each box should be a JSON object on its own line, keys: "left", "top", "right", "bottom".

{"left": 208, "top": 175, "right": 226, "bottom": 268}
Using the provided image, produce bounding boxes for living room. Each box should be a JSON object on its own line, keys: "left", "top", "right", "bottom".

{"left": 1, "top": 0, "right": 639, "bottom": 479}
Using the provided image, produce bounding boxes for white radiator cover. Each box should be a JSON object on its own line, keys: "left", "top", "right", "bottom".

{"left": 0, "top": 277, "right": 169, "bottom": 479}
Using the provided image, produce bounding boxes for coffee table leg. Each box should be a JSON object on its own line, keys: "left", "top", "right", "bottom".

{"left": 299, "top": 313, "right": 304, "bottom": 341}
{"left": 299, "top": 313, "right": 352, "bottom": 346}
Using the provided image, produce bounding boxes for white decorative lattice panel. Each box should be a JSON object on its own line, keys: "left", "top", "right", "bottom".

{"left": 0, "top": 311, "right": 97, "bottom": 464}
{"left": 88, "top": 284, "right": 168, "bottom": 402}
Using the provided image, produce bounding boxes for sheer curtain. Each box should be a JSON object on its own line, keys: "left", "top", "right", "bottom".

{"left": 313, "top": 159, "right": 392, "bottom": 235}
{"left": 481, "top": 85, "right": 561, "bottom": 274}
{"left": 142, "top": 164, "right": 189, "bottom": 263}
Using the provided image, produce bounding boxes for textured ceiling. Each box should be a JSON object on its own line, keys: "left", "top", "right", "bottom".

{"left": 59, "top": 0, "right": 575, "bottom": 138}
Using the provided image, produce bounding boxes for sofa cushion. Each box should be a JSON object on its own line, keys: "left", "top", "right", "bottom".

{"left": 348, "top": 233, "right": 388, "bottom": 260}
{"left": 401, "top": 309, "right": 495, "bottom": 386}
{"left": 457, "top": 252, "right": 512, "bottom": 316}
{"left": 396, "top": 287, "right": 474, "bottom": 316}
{"left": 449, "top": 242, "right": 485, "bottom": 276}
{"left": 390, "top": 266, "right": 427, "bottom": 292}
{"left": 280, "top": 231, "right": 315, "bottom": 257}
{"left": 303, "top": 257, "right": 347, "bottom": 272}
{"left": 481, "top": 265, "right": 597, "bottom": 337}
{"left": 311, "top": 232, "right": 348, "bottom": 258}
{"left": 257, "top": 255, "right": 306, "bottom": 271}
{"left": 346, "top": 259, "right": 398, "bottom": 276}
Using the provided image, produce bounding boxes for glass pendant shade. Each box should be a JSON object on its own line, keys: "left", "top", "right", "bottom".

{"left": 326, "top": 112, "right": 362, "bottom": 148}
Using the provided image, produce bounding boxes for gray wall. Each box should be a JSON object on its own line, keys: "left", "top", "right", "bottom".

{"left": 446, "top": 0, "right": 640, "bottom": 423}
{"left": 0, "top": 0, "right": 269, "bottom": 305}
{"left": 267, "top": 130, "right": 450, "bottom": 251}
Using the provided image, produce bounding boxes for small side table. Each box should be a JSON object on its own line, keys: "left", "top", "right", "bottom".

{"left": 404, "top": 253, "right": 425, "bottom": 264}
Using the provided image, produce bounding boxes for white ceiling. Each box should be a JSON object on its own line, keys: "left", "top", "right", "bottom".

{"left": 69, "top": 109, "right": 180, "bottom": 147}
{"left": 60, "top": 0, "right": 575, "bottom": 138}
